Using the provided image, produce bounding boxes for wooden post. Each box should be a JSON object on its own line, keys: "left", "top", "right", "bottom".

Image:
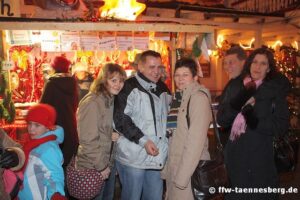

{"left": 254, "top": 27, "right": 262, "bottom": 48}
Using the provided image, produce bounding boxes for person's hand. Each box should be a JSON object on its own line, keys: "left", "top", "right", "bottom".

{"left": 51, "top": 193, "right": 67, "bottom": 200}
{"left": 111, "top": 132, "right": 120, "bottom": 142}
{"left": 144, "top": 140, "right": 159, "bottom": 156}
{"left": 100, "top": 166, "right": 111, "bottom": 180}
{"left": 230, "top": 78, "right": 257, "bottom": 111}
{"left": 241, "top": 104, "right": 258, "bottom": 129}
{"left": 245, "top": 97, "right": 255, "bottom": 106}
{"left": 0, "top": 148, "right": 19, "bottom": 169}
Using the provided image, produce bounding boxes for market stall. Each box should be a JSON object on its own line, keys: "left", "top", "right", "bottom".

{"left": 0, "top": 0, "right": 299, "bottom": 140}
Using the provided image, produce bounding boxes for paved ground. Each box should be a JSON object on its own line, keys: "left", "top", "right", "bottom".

{"left": 279, "top": 145, "right": 300, "bottom": 200}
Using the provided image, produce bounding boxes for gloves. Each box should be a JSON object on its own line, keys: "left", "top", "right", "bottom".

{"left": 51, "top": 193, "right": 67, "bottom": 200}
{"left": 230, "top": 80, "right": 257, "bottom": 111}
{"left": 241, "top": 104, "right": 258, "bottom": 129}
{"left": 0, "top": 148, "right": 19, "bottom": 169}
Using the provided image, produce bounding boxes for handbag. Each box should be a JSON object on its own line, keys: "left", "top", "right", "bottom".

{"left": 66, "top": 142, "right": 114, "bottom": 200}
{"left": 271, "top": 102, "right": 299, "bottom": 173}
{"left": 186, "top": 91, "right": 229, "bottom": 200}
{"left": 3, "top": 169, "right": 23, "bottom": 199}
{"left": 274, "top": 131, "right": 298, "bottom": 173}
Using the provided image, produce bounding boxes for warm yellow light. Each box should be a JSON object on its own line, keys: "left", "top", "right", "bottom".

{"left": 100, "top": 0, "right": 146, "bottom": 21}
{"left": 293, "top": 41, "right": 298, "bottom": 51}
{"left": 208, "top": 49, "right": 212, "bottom": 56}
{"left": 272, "top": 40, "right": 282, "bottom": 49}
{"left": 239, "top": 38, "right": 255, "bottom": 49}
{"left": 217, "top": 35, "right": 224, "bottom": 48}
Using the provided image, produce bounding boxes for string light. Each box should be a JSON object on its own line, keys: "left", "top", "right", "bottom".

{"left": 272, "top": 40, "right": 283, "bottom": 49}
{"left": 293, "top": 41, "right": 298, "bottom": 51}
{"left": 217, "top": 35, "right": 224, "bottom": 48}
{"left": 239, "top": 38, "right": 255, "bottom": 49}
{"left": 0, "top": 123, "right": 27, "bottom": 129}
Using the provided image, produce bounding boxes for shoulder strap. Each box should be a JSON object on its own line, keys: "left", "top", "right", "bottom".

{"left": 134, "top": 78, "right": 157, "bottom": 136}
{"left": 186, "top": 90, "right": 223, "bottom": 150}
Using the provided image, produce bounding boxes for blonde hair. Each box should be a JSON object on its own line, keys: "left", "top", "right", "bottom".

{"left": 90, "top": 63, "right": 126, "bottom": 97}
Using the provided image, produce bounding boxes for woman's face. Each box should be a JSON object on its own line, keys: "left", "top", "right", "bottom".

{"left": 107, "top": 73, "right": 125, "bottom": 95}
{"left": 250, "top": 54, "right": 270, "bottom": 81}
{"left": 174, "top": 66, "right": 197, "bottom": 90}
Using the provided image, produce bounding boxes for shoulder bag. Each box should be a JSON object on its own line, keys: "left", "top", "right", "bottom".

{"left": 66, "top": 141, "right": 114, "bottom": 199}
{"left": 186, "top": 91, "right": 229, "bottom": 200}
{"left": 271, "top": 102, "right": 298, "bottom": 173}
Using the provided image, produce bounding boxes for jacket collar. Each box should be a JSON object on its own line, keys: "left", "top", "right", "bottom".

{"left": 136, "top": 72, "right": 157, "bottom": 91}
{"left": 181, "top": 81, "right": 211, "bottom": 102}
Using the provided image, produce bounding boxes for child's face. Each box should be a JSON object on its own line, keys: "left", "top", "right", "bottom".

{"left": 27, "top": 121, "right": 49, "bottom": 139}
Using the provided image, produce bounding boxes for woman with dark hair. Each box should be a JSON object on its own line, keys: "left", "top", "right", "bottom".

{"left": 75, "top": 63, "right": 126, "bottom": 199}
{"left": 219, "top": 47, "right": 291, "bottom": 200}
{"left": 163, "top": 58, "right": 212, "bottom": 200}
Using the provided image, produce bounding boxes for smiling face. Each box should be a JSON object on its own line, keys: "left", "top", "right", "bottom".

{"left": 250, "top": 54, "right": 270, "bottom": 81}
{"left": 106, "top": 72, "right": 125, "bottom": 95}
{"left": 223, "top": 54, "right": 245, "bottom": 79}
{"left": 27, "top": 121, "right": 49, "bottom": 139}
{"left": 174, "top": 66, "right": 197, "bottom": 90}
{"left": 139, "top": 56, "right": 162, "bottom": 83}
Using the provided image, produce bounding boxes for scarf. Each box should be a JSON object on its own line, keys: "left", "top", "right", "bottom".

{"left": 20, "top": 135, "right": 56, "bottom": 172}
{"left": 230, "top": 77, "right": 263, "bottom": 141}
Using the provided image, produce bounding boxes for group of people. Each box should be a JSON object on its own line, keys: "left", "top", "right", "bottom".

{"left": 0, "top": 46, "right": 291, "bottom": 200}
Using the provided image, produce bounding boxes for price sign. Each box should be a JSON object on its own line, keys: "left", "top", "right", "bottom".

{"left": 2, "top": 61, "right": 14, "bottom": 70}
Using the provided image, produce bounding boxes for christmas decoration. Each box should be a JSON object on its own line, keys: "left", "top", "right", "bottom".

{"left": 275, "top": 45, "right": 300, "bottom": 129}
{"left": 0, "top": 61, "right": 15, "bottom": 124}
{"left": 9, "top": 46, "right": 45, "bottom": 103}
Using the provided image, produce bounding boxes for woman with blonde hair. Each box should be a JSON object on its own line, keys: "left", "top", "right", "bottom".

{"left": 75, "top": 63, "right": 126, "bottom": 199}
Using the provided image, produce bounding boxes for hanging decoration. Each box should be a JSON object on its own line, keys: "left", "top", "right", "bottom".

{"left": 9, "top": 46, "right": 45, "bottom": 103}
{"left": 216, "top": 40, "right": 231, "bottom": 58}
{"left": 75, "top": 51, "right": 94, "bottom": 65}
{"left": 99, "top": 0, "right": 146, "bottom": 21}
{"left": 192, "top": 36, "right": 202, "bottom": 58}
{"left": 0, "top": 63, "right": 15, "bottom": 124}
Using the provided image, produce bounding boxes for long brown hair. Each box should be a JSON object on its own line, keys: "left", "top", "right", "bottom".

{"left": 90, "top": 63, "right": 126, "bottom": 97}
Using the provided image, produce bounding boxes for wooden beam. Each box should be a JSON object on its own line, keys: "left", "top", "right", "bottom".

{"left": 0, "top": 21, "right": 214, "bottom": 33}
{"left": 262, "top": 30, "right": 299, "bottom": 37}
{"left": 140, "top": 15, "right": 261, "bottom": 30}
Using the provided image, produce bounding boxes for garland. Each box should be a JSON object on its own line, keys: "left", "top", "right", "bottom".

{"left": 0, "top": 63, "right": 15, "bottom": 123}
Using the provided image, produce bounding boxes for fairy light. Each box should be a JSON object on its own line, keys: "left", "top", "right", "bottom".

{"left": 272, "top": 40, "right": 283, "bottom": 49}
{"left": 239, "top": 38, "right": 255, "bottom": 49}
{"left": 0, "top": 123, "right": 27, "bottom": 129}
{"left": 217, "top": 35, "right": 224, "bottom": 48}
{"left": 293, "top": 41, "right": 298, "bottom": 51}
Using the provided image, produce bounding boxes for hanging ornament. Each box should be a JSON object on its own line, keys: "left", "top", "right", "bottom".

{"left": 192, "top": 36, "right": 202, "bottom": 58}
{"left": 95, "top": 51, "right": 106, "bottom": 65}
{"left": 10, "top": 72, "right": 19, "bottom": 90}
{"left": 109, "top": 50, "right": 121, "bottom": 63}
{"left": 76, "top": 51, "right": 94, "bottom": 65}
{"left": 11, "top": 50, "right": 29, "bottom": 70}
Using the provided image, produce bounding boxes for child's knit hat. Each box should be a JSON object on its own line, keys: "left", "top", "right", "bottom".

{"left": 26, "top": 104, "right": 56, "bottom": 129}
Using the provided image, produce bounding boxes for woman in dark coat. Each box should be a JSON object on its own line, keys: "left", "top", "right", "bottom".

{"left": 218, "top": 48, "right": 291, "bottom": 200}
{"left": 40, "top": 56, "right": 79, "bottom": 168}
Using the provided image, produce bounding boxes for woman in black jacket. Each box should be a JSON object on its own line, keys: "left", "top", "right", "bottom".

{"left": 218, "top": 48, "right": 291, "bottom": 200}
{"left": 40, "top": 56, "right": 79, "bottom": 168}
